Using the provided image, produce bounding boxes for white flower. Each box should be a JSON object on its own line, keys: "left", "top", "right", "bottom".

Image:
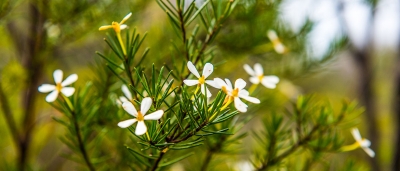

{"left": 243, "top": 63, "right": 279, "bottom": 89}
{"left": 118, "top": 97, "right": 164, "bottom": 135}
{"left": 116, "top": 84, "right": 133, "bottom": 105}
{"left": 267, "top": 30, "right": 287, "bottom": 54}
{"left": 351, "top": 128, "right": 375, "bottom": 157}
{"left": 183, "top": 61, "right": 217, "bottom": 97}
{"left": 214, "top": 78, "right": 260, "bottom": 113}
{"left": 99, "top": 12, "right": 131, "bottom": 33}
{"left": 234, "top": 160, "right": 255, "bottom": 171}
{"left": 38, "top": 69, "right": 78, "bottom": 102}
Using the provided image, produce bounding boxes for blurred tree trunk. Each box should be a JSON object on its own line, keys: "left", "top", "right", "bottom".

{"left": 393, "top": 47, "right": 400, "bottom": 171}
{"left": 6, "top": 0, "right": 48, "bottom": 170}
{"left": 352, "top": 49, "right": 380, "bottom": 171}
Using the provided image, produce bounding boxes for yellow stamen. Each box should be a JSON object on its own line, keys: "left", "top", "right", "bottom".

{"left": 198, "top": 76, "right": 205, "bottom": 84}
{"left": 258, "top": 75, "right": 264, "bottom": 82}
{"left": 137, "top": 111, "right": 144, "bottom": 121}
{"left": 56, "top": 83, "right": 62, "bottom": 92}
{"left": 231, "top": 88, "right": 239, "bottom": 97}
{"left": 112, "top": 22, "right": 121, "bottom": 33}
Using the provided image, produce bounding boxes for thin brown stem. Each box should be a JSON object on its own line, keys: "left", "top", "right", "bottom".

{"left": 150, "top": 151, "right": 165, "bottom": 171}
{"left": 70, "top": 109, "right": 96, "bottom": 171}
{"left": 200, "top": 150, "right": 213, "bottom": 171}
{"left": 178, "top": 8, "right": 189, "bottom": 61}
{"left": 169, "top": 120, "right": 207, "bottom": 143}
{"left": 61, "top": 95, "right": 95, "bottom": 171}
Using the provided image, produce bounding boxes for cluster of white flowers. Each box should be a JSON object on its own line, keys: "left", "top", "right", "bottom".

{"left": 35, "top": 12, "right": 376, "bottom": 161}
{"left": 183, "top": 61, "right": 280, "bottom": 113}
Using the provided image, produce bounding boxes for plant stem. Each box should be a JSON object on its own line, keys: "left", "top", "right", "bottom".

{"left": 170, "top": 120, "right": 208, "bottom": 143}
{"left": 0, "top": 83, "right": 20, "bottom": 147}
{"left": 63, "top": 96, "right": 95, "bottom": 171}
{"left": 178, "top": 8, "right": 189, "bottom": 61}
{"left": 71, "top": 110, "right": 96, "bottom": 171}
{"left": 200, "top": 150, "right": 213, "bottom": 171}
{"left": 150, "top": 151, "right": 165, "bottom": 171}
{"left": 258, "top": 125, "right": 320, "bottom": 170}
{"left": 117, "top": 32, "right": 127, "bottom": 56}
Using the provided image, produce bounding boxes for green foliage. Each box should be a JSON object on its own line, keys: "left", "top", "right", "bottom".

{"left": 252, "top": 96, "right": 363, "bottom": 170}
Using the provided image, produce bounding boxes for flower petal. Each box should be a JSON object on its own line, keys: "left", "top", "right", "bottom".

{"left": 239, "top": 89, "right": 250, "bottom": 96}
{"left": 243, "top": 64, "right": 255, "bottom": 76}
{"left": 239, "top": 94, "right": 260, "bottom": 104}
{"left": 200, "top": 85, "right": 212, "bottom": 97}
{"left": 135, "top": 121, "right": 147, "bottom": 135}
{"left": 360, "top": 139, "right": 371, "bottom": 147}
{"left": 202, "top": 63, "right": 213, "bottom": 78}
{"left": 46, "top": 90, "right": 59, "bottom": 102}
{"left": 187, "top": 61, "right": 200, "bottom": 78}
{"left": 214, "top": 78, "right": 226, "bottom": 89}
{"left": 144, "top": 110, "right": 164, "bottom": 120}
{"left": 122, "top": 101, "right": 138, "bottom": 117}
{"left": 351, "top": 128, "right": 362, "bottom": 141}
{"left": 235, "top": 79, "right": 247, "bottom": 90}
{"left": 117, "top": 119, "right": 137, "bottom": 128}
{"left": 121, "top": 84, "right": 133, "bottom": 100}
{"left": 61, "top": 74, "right": 78, "bottom": 86}
{"left": 119, "top": 96, "right": 129, "bottom": 103}
{"left": 254, "top": 63, "right": 263, "bottom": 76}
{"left": 183, "top": 80, "right": 199, "bottom": 86}
{"left": 99, "top": 25, "right": 113, "bottom": 31}
{"left": 263, "top": 76, "right": 280, "bottom": 83}
{"left": 261, "top": 80, "right": 277, "bottom": 89}
{"left": 38, "top": 84, "right": 56, "bottom": 93}
{"left": 205, "top": 80, "right": 218, "bottom": 88}
{"left": 249, "top": 77, "right": 260, "bottom": 84}
{"left": 61, "top": 87, "right": 75, "bottom": 97}
{"left": 362, "top": 147, "right": 375, "bottom": 158}
{"left": 141, "top": 97, "right": 152, "bottom": 115}
{"left": 234, "top": 97, "right": 248, "bottom": 113}
{"left": 120, "top": 24, "right": 128, "bottom": 30}
{"left": 53, "top": 69, "right": 63, "bottom": 84}
{"left": 120, "top": 12, "right": 132, "bottom": 24}
{"left": 225, "top": 79, "right": 233, "bottom": 90}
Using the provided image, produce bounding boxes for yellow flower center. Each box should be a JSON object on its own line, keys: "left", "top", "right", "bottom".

{"left": 56, "top": 83, "right": 62, "bottom": 92}
{"left": 198, "top": 76, "right": 205, "bottom": 85}
{"left": 137, "top": 111, "right": 144, "bottom": 121}
{"left": 112, "top": 22, "right": 121, "bottom": 33}
{"left": 231, "top": 88, "right": 239, "bottom": 97}
{"left": 258, "top": 75, "right": 263, "bottom": 82}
